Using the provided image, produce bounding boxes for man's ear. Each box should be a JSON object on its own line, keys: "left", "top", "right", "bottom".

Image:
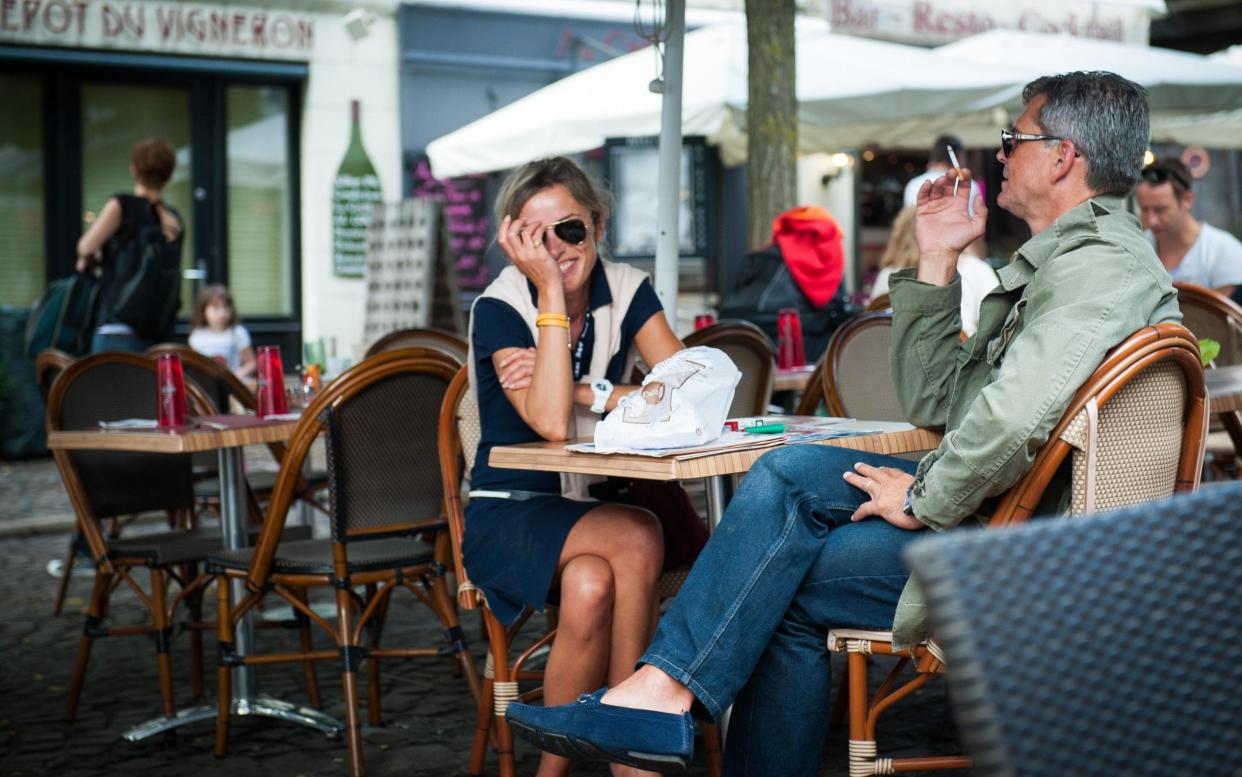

{"left": 1183, "top": 189, "right": 1196, "bottom": 210}
{"left": 1049, "top": 140, "right": 1080, "bottom": 185}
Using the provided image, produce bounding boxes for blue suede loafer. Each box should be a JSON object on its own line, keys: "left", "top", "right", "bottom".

{"left": 506, "top": 687, "right": 694, "bottom": 772}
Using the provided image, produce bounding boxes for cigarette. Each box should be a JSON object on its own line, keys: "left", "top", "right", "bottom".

{"left": 947, "top": 145, "right": 963, "bottom": 196}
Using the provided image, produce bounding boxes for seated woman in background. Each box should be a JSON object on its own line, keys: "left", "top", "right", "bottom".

{"left": 869, "top": 205, "right": 998, "bottom": 336}
{"left": 465, "top": 157, "right": 684, "bottom": 777}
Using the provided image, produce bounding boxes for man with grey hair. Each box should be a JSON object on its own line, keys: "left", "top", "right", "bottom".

{"left": 506, "top": 71, "right": 1180, "bottom": 776}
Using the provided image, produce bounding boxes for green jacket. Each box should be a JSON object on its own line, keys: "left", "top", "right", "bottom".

{"left": 886, "top": 194, "right": 1181, "bottom": 650}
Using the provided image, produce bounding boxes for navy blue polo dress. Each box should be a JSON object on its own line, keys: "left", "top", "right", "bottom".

{"left": 464, "top": 263, "right": 663, "bottom": 625}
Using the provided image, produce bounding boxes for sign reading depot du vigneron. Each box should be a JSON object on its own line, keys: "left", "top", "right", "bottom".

{"left": 332, "top": 99, "right": 383, "bottom": 278}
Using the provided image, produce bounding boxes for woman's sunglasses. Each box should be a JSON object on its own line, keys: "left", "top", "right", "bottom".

{"left": 1141, "top": 166, "right": 1191, "bottom": 191}
{"left": 546, "top": 217, "right": 590, "bottom": 246}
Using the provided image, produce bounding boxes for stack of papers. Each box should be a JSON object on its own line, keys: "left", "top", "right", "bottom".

{"left": 567, "top": 416, "right": 913, "bottom": 458}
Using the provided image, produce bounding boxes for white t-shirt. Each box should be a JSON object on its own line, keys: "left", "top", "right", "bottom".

{"left": 904, "top": 169, "right": 982, "bottom": 215}
{"left": 189, "top": 325, "right": 252, "bottom": 371}
{"left": 1149, "top": 223, "right": 1242, "bottom": 290}
{"left": 870, "top": 253, "right": 999, "bottom": 337}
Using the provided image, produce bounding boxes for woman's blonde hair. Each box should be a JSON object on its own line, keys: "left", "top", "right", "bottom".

{"left": 879, "top": 206, "right": 919, "bottom": 271}
{"left": 494, "top": 157, "right": 611, "bottom": 231}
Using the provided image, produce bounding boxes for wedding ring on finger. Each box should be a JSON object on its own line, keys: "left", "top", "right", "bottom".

{"left": 533, "top": 240, "right": 543, "bottom": 248}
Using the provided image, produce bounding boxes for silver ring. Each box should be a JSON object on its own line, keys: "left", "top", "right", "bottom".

{"left": 866, "top": 478, "right": 875, "bottom": 490}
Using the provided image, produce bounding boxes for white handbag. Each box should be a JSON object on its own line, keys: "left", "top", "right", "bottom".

{"left": 594, "top": 346, "right": 741, "bottom": 451}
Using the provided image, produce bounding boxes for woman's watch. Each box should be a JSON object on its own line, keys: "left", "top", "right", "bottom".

{"left": 903, "top": 487, "right": 917, "bottom": 517}
{"left": 589, "top": 378, "right": 614, "bottom": 414}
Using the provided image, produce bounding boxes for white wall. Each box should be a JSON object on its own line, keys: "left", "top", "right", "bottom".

{"left": 299, "top": 2, "right": 402, "bottom": 361}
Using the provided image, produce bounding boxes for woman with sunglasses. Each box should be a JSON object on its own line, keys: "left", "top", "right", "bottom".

{"left": 464, "top": 157, "right": 684, "bottom": 777}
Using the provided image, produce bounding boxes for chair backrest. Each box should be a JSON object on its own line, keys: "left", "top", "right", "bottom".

{"left": 823, "top": 311, "right": 906, "bottom": 421}
{"left": 35, "top": 348, "right": 75, "bottom": 401}
{"left": 1174, "top": 281, "right": 1242, "bottom": 366}
{"left": 989, "top": 323, "right": 1207, "bottom": 527}
{"left": 45, "top": 352, "right": 214, "bottom": 560}
{"left": 245, "top": 347, "right": 459, "bottom": 586}
{"left": 864, "top": 293, "right": 891, "bottom": 312}
{"left": 683, "top": 319, "right": 774, "bottom": 417}
{"left": 906, "top": 481, "right": 1242, "bottom": 776}
{"left": 365, "top": 326, "right": 467, "bottom": 364}
{"left": 439, "top": 365, "right": 482, "bottom": 609}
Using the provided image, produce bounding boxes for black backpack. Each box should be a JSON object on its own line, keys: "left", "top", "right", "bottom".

{"left": 718, "top": 244, "right": 859, "bottom": 360}
{"left": 24, "top": 271, "right": 101, "bottom": 357}
{"left": 101, "top": 195, "right": 183, "bottom": 340}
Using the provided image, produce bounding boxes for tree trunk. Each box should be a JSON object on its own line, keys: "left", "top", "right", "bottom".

{"left": 745, "top": 0, "right": 798, "bottom": 250}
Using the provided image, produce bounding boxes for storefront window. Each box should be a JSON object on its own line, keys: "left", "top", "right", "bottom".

{"left": 81, "top": 83, "right": 193, "bottom": 314}
{"left": 0, "top": 74, "right": 44, "bottom": 307}
{"left": 227, "top": 85, "right": 292, "bottom": 317}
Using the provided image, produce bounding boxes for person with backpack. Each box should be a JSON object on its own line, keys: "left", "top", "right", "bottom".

{"left": 76, "top": 137, "right": 184, "bottom": 353}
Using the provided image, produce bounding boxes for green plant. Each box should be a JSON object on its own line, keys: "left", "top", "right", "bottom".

{"left": 1199, "top": 337, "right": 1221, "bottom": 367}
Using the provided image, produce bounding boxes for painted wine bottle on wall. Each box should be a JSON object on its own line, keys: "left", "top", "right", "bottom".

{"left": 332, "top": 99, "right": 383, "bottom": 277}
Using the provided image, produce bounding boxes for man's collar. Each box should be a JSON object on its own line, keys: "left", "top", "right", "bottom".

{"left": 1018, "top": 194, "right": 1128, "bottom": 269}
{"left": 526, "top": 260, "right": 613, "bottom": 310}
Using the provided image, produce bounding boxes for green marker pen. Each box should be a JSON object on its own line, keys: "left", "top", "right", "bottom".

{"left": 744, "top": 423, "right": 785, "bottom": 434}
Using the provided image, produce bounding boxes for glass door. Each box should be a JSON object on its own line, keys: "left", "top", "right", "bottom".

{"left": 80, "top": 83, "right": 195, "bottom": 315}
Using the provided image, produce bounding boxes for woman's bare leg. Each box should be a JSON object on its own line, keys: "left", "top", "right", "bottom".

{"left": 535, "top": 503, "right": 664, "bottom": 777}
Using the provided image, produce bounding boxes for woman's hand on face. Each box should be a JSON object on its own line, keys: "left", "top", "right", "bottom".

{"left": 497, "top": 347, "right": 538, "bottom": 391}
{"left": 498, "top": 215, "right": 561, "bottom": 292}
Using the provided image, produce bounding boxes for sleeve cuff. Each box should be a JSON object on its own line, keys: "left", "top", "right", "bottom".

{"left": 889, "top": 269, "right": 963, "bottom": 313}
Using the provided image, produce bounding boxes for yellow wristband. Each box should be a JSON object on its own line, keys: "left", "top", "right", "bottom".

{"left": 535, "top": 313, "right": 570, "bottom": 329}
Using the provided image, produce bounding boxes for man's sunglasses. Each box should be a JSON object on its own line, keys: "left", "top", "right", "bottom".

{"left": 1141, "top": 166, "right": 1191, "bottom": 191}
{"left": 546, "top": 217, "right": 590, "bottom": 246}
{"left": 1000, "top": 128, "right": 1067, "bottom": 157}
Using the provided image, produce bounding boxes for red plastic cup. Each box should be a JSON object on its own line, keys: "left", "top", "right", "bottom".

{"left": 256, "top": 345, "right": 288, "bottom": 418}
{"left": 694, "top": 313, "right": 716, "bottom": 331}
{"left": 156, "top": 353, "right": 189, "bottom": 428}
{"left": 777, "top": 308, "right": 805, "bottom": 368}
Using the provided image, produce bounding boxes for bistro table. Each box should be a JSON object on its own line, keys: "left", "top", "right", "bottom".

{"left": 1206, "top": 364, "right": 1242, "bottom": 413}
{"left": 46, "top": 413, "right": 344, "bottom": 741}
{"left": 772, "top": 364, "right": 817, "bottom": 393}
{"left": 489, "top": 419, "right": 943, "bottom": 527}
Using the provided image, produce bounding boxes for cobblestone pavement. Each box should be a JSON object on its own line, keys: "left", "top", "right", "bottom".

{"left": 1, "top": 458, "right": 966, "bottom": 777}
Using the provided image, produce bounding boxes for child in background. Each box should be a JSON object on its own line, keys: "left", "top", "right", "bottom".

{"left": 189, "top": 284, "right": 256, "bottom": 377}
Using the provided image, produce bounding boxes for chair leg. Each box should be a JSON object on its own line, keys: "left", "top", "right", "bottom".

{"left": 847, "top": 652, "right": 876, "bottom": 777}
{"left": 365, "top": 582, "right": 387, "bottom": 726}
{"left": 702, "top": 721, "right": 722, "bottom": 777}
{"left": 292, "top": 587, "right": 322, "bottom": 709}
{"left": 214, "top": 576, "right": 234, "bottom": 758}
{"left": 426, "top": 554, "right": 482, "bottom": 705}
{"left": 52, "top": 533, "right": 83, "bottom": 616}
{"left": 336, "top": 585, "right": 366, "bottom": 777}
{"left": 469, "top": 652, "right": 496, "bottom": 776}
{"left": 65, "top": 567, "right": 111, "bottom": 721}
{"left": 483, "top": 614, "right": 516, "bottom": 777}
{"left": 150, "top": 567, "right": 176, "bottom": 719}
{"left": 183, "top": 562, "right": 204, "bottom": 699}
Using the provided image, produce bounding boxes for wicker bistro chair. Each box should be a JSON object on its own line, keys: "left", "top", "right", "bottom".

{"left": 49, "top": 353, "right": 223, "bottom": 723}
{"left": 37, "top": 348, "right": 88, "bottom": 616}
{"left": 365, "top": 326, "right": 467, "bottom": 364}
{"left": 826, "top": 323, "right": 1208, "bottom": 777}
{"left": 823, "top": 311, "right": 907, "bottom": 422}
{"left": 437, "top": 367, "right": 721, "bottom": 777}
{"left": 145, "top": 343, "right": 330, "bottom": 520}
{"left": 905, "top": 480, "right": 1242, "bottom": 776}
{"left": 794, "top": 349, "right": 831, "bottom": 416}
{"left": 207, "top": 347, "right": 481, "bottom": 777}
{"left": 683, "top": 319, "right": 775, "bottom": 418}
{"left": 1173, "top": 281, "right": 1242, "bottom": 469}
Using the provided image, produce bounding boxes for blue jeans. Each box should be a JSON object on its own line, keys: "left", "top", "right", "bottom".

{"left": 91, "top": 331, "right": 156, "bottom": 354}
{"left": 638, "top": 445, "right": 924, "bottom": 777}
